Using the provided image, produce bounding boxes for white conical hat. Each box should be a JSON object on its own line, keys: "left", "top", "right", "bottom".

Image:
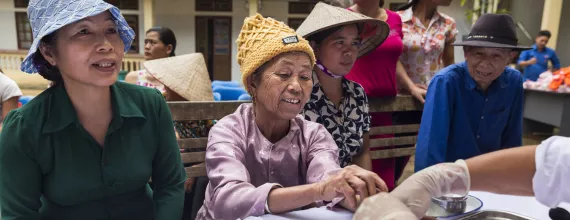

{"left": 144, "top": 53, "right": 214, "bottom": 101}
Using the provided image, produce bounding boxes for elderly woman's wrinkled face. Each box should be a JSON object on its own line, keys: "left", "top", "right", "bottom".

{"left": 40, "top": 11, "right": 124, "bottom": 87}
{"left": 249, "top": 52, "right": 313, "bottom": 120}
{"left": 314, "top": 24, "right": 361, "bottom": 76}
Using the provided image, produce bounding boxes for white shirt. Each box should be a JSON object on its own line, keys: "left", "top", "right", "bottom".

{"left": 533, "top": 136, "right": 570, "bottom": 207}
{"left": 0, "top": 73, "right": 23, "bottom": 123}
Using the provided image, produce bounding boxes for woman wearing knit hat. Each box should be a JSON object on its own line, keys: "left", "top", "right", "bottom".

{"left": 296, "top": 3, "right": 389, "bottom": 173}
{"left": 0, "top": 0, "right": 185, "bottom": 219}
{"left": 196, "top": 14, "right": 387, "bottom": 220}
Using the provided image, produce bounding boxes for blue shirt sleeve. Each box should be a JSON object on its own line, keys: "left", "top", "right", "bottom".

{"left": 518, "top": 50, "right": 530, "bottom": 64}
{"left": 415, "top": 75, "right": 454, "bottom": 172}
{"left": 549, "top": 49, "right": 561, "bottom": 69}
{"left": 501, "top": 74, "right": 523, "bottom": 148}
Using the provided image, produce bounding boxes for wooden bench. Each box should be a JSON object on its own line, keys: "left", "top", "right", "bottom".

{"left": 168, "top": 95, "right": 423, "bottom": 178}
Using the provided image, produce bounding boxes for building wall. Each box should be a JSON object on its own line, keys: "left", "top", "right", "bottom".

{"left": 154, "top": 0, "right": 308, "bottom": 82}
{"left": 556, "top": 1, "right": 570, "bottom": 66}
{"left": 0, "top": 0, "right": 27, "bottom": 50}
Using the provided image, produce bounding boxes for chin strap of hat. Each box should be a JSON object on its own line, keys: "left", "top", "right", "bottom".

{"left": 316, "top": 59, "right": 342, "bottom": 79}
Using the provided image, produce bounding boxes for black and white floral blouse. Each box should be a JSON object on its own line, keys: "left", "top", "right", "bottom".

{"left": 302, "top": 72, "right": 371, "bottom": 167}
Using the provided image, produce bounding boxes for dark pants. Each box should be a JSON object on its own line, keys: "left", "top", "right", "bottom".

{"left": 392, "top": 111, "right": 423, "bottom": 181}
{"left": 182, "top": 176, "right": 208, "bottom": 220}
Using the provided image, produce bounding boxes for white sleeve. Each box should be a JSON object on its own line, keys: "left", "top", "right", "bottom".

{"left": 0, "top": 76, "right": 23, "bottom": 102}
{"left": 532, "top": 136, "right": 570, "bottom": 208}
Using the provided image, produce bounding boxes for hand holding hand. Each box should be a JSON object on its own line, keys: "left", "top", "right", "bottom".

{"left": 354, "top": 192, "right": 417, "bottom": 220}
{"left": 315, "top": 165, "right": 388, "bottom": 211}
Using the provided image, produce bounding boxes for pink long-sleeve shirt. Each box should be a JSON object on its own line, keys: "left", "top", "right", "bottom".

{"left": 195, "top": 104, "right": 341, "bottom": 220}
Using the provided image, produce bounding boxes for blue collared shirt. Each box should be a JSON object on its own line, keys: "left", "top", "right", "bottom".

{"left": 518, "top": 44, "right": 560, "bottom": 81}
{"left": 415, "top": 62, "right": 524, "bottom": 171}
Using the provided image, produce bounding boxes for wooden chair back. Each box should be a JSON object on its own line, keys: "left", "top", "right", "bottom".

{"left": 168, "top": 95, "right": 423, "bottom": 178}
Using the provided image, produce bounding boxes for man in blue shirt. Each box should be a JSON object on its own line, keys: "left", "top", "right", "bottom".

{"left": 518, "top": 30, "right": 561, "bottom": 81}
{"left": 415, "top": 14, "right": 528, "bottom": 171}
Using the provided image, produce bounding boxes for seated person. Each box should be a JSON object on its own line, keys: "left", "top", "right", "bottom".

{"left": 298, "top": 1, "right": 388, "bottom": 180}
{"left": 518, "top": 30, "right": 561, "bottom": 81}
{"left": 415, "top": 14, "right": 527, "bottom": 171}
{"left": 143, "top": 53, "right": 215, "bottom": 220}
{"left": 0, "top": 70, "right": 22, "bottom": 131}
{"left": 195, "top": 14, "right": 387, "bottom": 220}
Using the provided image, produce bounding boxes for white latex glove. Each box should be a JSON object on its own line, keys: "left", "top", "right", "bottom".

{"left": 353, "top": 192, "right": 417, "bottom": 220}
{"left": 390, "top": 160, "right": 471, "bottom": 219}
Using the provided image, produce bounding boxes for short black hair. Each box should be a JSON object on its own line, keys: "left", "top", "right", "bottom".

{"left": 398, "top": 0, "right": 419, "bottom": 11}
{"left": 33, "top": 31, "right": 63, "bottom": 84}
{"left": 146, "top": 27, "right": 177, "bottom": 57}
{"left": 537, "top": 30, "right": 551, "bottom": 38}
{"left": 306, "top": 24, "right": 363, "bottom": 45}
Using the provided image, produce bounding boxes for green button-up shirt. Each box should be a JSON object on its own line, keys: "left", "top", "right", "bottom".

{"left": 0, "top": 82, "right": 186, "bottom": 220}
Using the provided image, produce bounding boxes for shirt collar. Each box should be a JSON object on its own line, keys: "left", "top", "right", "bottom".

{"left": 462, "top": 62, "right": 510, "bottom": 91}
{"left": 532, "top": 44, "right": 538, "bottom": 50}
{"left": 400, "top": 8, "right": 443, "bottom": 24}
{"left": 42, "top": 83, "right": 146, "bottom": 134}
{"left": 310, "top": 71, "right": 354, "bottom": 103}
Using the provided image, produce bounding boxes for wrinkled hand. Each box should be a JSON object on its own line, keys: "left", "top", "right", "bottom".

{"left": 354, "top": 192, "right": 417, "bottom": 220}
{"left": 410, "top": 86, "right": 427, "bottom": 104}
{"left": 390, "top": 160, "right": 470, "bottom": 218}
{"left": 316, "top": 165, "right": 388, "bottom": 211}
{"left": 184, "top": 177, "right": 195, "bottom": 193}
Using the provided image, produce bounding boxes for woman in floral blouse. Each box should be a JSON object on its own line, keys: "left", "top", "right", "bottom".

{"left": 398, "top": 0, "right": 457, "bottom": 87}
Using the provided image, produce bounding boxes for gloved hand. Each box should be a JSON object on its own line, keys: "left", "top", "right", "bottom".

{"left": 353, "top": 192, "right": 417, "bottom": 220}
{"left": 390, "top": 160, "right": 471, "bottom": 218}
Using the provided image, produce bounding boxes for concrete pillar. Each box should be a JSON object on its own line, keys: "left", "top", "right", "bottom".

{"left": 541, "top": 0, "right": 563, "bottom": 49}
{"left": 249, "top": 0, "right": 258, "bottom": 16}
{"left": 143, "top": 0, "right": 154, "bottom": 31}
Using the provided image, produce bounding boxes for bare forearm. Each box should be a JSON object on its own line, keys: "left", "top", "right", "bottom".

{"left": 466, "top": 145, "right": 537, "bottom": 196}
{"left": 353, "top": 133, "right": 372, "bottom": 171}
{"left": 396, "top": 61, "right": 415, "bottom": 92}
{"left": 353, "top": 151, "right": 372, "bottom": 171}
{"left": 442, "top": 44, "right": 455, "bottom": 67}
{"left": 267, "top": 183, "right": 321, "bottom": 214}
{"left": 518, "top": 60, "right": 532, "bottom": 67}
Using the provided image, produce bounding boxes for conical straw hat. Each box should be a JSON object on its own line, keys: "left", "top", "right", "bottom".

{"left": 144, "top": 53, "right": 214, "bottom": 101}
{"left": 296, "top": 2, "right": 390, "bottom": 57}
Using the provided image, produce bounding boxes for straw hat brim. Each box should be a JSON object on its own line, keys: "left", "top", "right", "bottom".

{"left": 296, "top": 2, "right": 390, "bottom": 57}
{"left": 144, "top": 54, "right": 214, "bottom": 101}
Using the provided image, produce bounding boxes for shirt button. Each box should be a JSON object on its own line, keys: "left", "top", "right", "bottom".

{"left": 477, "top": 135, "right": 480, "bottom": 139}
{"left": 485, "top": 98, "right": 489, "bottom": 102}
{"left": 270, "top": 170, "right": 275, "bottom": 175}
{"left": 481, "top": 116, "right": 485, "bottom": 119}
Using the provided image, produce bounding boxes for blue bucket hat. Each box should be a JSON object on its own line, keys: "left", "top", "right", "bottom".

{"left": 21, "top": 0, "right": 136, "bottom": 73}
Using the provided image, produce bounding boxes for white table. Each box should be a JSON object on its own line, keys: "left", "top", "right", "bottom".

{"left": 253, "top": 191, "right": 570, "bottom": 220}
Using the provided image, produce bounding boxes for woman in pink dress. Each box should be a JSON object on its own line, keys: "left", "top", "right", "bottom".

{"left": 345, "top": 0, "right": 426, "bottom": 190}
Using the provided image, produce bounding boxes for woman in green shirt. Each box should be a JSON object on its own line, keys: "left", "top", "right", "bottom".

{"left": 0, "top": 0, "right": 186, "bottom": 219}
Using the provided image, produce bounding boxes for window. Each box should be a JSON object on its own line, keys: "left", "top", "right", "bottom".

{"left": 14, "top": 0, "right": 28, "bottom": 8}
{"left": 106, "top": 0, "right": 139, "bottom": 10}
{"left": 123, "top": 15, "right": 139, "bottom": 53}
{"left": 288, "top": 18, "right": 305, "bottom": 30}
{"left": 289, "top": 0, "right": 318, "bottom": 14}
{"left": 15, "top": 12, "right": 32, "bottom": 50}
{"left": 196, "top": 0, "right": 232, "bottom": 12}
